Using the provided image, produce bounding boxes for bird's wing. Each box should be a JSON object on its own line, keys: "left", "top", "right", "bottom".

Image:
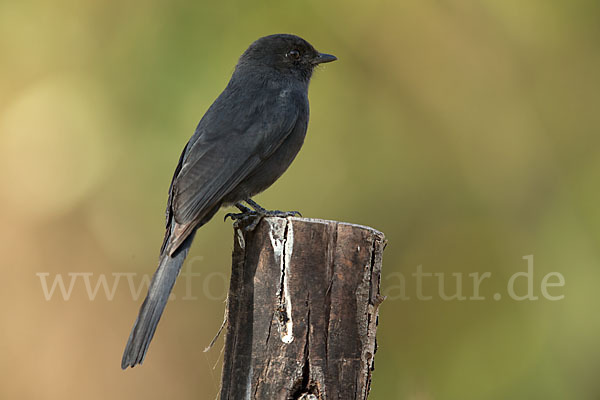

{"left": 160, "top": 140, "right": 189, "bottom": 254}
{"left": 173, "top": 136, "right": 262, "bottom": 223}
{"left": 163, "top": 93, "right": 303, "bottom": 252}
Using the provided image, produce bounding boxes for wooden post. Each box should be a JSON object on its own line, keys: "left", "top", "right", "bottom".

{"left": 219, "top": 217, "right": 386, "bottom": 400}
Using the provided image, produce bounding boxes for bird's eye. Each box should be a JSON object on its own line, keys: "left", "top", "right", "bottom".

{"left": 288, "top": 50, "right": 300, "bottom": 60}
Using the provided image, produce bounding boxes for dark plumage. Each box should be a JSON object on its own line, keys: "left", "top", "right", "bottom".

{"left": 121, "top": 34, "right": 336, "bottom": 369}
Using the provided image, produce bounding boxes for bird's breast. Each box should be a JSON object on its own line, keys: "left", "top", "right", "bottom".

{"left": 279, "top": 88, "right": 292, "bottom": 99}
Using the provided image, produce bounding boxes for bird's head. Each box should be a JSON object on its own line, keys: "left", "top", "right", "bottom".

{"left": 237, "top": 34, "right": 337, "bottom": 81}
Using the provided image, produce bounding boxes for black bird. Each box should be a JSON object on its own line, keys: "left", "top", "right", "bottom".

{"left": 121, "top": 34, "right": 336, "bottom": 369}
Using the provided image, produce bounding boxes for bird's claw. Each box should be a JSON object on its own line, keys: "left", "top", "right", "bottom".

{"left": 224, "top": 210, "right": 261, "bottom": 231}
{"left": 224, "top": 211, "right": 251, "bottom": 222}
{"left": 263, "top": 210, "right": 302, "bottom": 218}
{"left": 244, "top": 210, "right": 301, "bottom": 232}
{"left": 224, "top": 209, "right": 302, "bottom": 232}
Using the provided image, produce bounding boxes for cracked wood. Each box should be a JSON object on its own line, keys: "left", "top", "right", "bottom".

{"left": 219, "top": 217, "right": 386, "bottom": 400}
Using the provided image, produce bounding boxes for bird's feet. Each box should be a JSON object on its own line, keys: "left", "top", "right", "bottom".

{"left": 223, "top": 203, "right": 258, "bottom": 228}
{"left": 224, "top": 199, "right": 301, "bottom": 231}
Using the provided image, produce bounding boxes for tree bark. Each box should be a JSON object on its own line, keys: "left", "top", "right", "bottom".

{"left": 219, "top": 217, "right": 386, "bottom": 400}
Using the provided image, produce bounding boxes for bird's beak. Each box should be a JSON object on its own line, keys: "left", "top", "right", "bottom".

{"left": 312, "top": 52, "right": 337, "bottom": 65}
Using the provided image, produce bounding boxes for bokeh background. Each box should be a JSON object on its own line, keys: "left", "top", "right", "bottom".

{"left": 1, "top": 0, "right": 599, "bottom": 399}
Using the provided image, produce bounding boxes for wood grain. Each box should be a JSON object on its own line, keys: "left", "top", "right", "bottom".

{"left": 220, "top": 217, "right": 386, "bottom": 400}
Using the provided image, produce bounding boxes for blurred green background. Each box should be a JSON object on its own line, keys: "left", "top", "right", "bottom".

{"left": 1, "top": 0, "right": 599, "bottom": 399}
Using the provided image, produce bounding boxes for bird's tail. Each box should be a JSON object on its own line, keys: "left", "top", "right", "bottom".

{"left": 121, "top": 232, "right": 195, "bottom": 369}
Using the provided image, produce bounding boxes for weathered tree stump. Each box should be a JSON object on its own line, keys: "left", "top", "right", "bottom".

{"left": 219, "top": 217, "right": 386, "bottom": 400}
